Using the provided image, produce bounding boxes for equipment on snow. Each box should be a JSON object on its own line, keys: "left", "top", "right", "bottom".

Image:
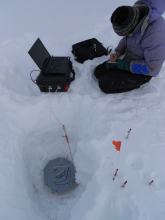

{"left": 112, "top": 140, "right": 121, "bottom": 151}
{"left": 126, "top": 129, "right": 132, "bottom": 139}
{"left": 122, "top": 181, "right": 127, "bottom": 187}
{"left": 149, "top": 180, "right": 154, "bottom": 185}
{"left": 28, "top": 38, "right": 75, "bottom": 92}
{"left": 112, "top": 169, "right": 118, "bottom": 180}
{"left": 72, "top": 38, "right": 111, "bottom": 63}
{"left": 44, "top": 158, "right": 75, "bottom": 193}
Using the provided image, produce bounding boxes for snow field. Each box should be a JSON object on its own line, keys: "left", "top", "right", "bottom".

{"left": 0, "top": 0, "right": 165, "bottom": 220}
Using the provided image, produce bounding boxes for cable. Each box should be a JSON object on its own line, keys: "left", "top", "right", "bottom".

{"left": 48, "top": 88, "right": 76, "bottom": 171}
{"left": 48, "top": 87, "right": 63, "bottom": 126}
{"left": 30, "top": 70, "right": 48, "bottom": 88}
{"left": 30, "top": 70, "right": 39, "bottom": 84}
{"left": 62, "top": 125, "right": 75, "bottom": 170}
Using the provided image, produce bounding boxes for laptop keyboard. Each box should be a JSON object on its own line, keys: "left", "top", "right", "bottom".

{"left": 48, "top": 57, "right": 64, "bottom": 73}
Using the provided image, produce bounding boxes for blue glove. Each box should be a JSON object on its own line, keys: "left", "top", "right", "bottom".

{"left": 106, "top": 59, "right": 131, "bottom": 72}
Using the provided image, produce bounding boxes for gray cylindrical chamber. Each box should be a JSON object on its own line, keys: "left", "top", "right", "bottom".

{"left": 44, "top": 158, "right": 75, "bottom": 193}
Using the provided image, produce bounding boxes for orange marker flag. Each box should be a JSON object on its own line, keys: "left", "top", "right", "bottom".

{"left": 112, "top": 141, "right": 121, "bottom": 151}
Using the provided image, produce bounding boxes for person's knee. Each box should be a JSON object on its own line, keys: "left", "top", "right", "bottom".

{"left": 94, "top": 66, "right": 100, "bottom": 79}
{"left": 98, "top": 74, "right": 111, "bottom": 93}
{"left": 99, "top": 83, "right": 108, "bottom": 93}
{"left": 94, "top": 61, "right": 107, "bottom": 79}
{"left": 144, "top": 76, "right": 152, "bottom": 83}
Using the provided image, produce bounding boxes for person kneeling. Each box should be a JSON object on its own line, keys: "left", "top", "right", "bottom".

{"left": 94, "top": 1, "right": 165, "bottom": 93}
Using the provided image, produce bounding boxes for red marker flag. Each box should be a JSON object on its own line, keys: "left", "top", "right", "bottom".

{"left": 112, "top": 141, "right": 121, "bottom": 151}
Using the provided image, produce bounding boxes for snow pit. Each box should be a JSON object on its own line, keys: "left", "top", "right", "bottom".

{"left": 22, "top": 125, "right": 84, "bottom": 219}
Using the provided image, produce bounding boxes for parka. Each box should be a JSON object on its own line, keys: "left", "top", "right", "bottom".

{"left": 115, "top": 0, "right": 165, "bottom": 77}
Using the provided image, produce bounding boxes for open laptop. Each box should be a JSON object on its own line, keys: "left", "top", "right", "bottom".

{"left": 28, "top": 38, "right": 70, "bottom": 76}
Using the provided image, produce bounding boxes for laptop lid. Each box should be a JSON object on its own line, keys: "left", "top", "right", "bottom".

{"left": 28, "top": 38, "right": 51, "bottom": 70}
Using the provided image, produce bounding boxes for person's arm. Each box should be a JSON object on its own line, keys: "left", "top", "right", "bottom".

{"left": 110, "top": 37, "right": 126, "bottom": 62}
{"left": 115, "top": 37, "right": 126, "bottom": 56}
{"left": 130, "top": 29, "right": 165, "bottom": 77}
{"left": 110, "top": 50, "right": 120, "bottom": 62}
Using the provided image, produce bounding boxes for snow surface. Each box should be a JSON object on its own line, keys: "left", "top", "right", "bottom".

{"left": 0, "top": 0, "right": 165, "bottom": 220}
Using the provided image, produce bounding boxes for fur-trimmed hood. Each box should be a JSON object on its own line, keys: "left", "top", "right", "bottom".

{"left": 134, "top": 0, "right": 165, "bottom": 24}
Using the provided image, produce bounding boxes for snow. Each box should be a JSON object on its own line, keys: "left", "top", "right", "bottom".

{"left": 0, "top": 0, "right": 165, "bottom": 220}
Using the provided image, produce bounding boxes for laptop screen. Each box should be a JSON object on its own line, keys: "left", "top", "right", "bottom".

{"left": 28, "top": 38, "right": 51, "bottom": 70}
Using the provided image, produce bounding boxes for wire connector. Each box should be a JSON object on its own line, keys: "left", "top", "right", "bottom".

{"left": 93, "top": 44, "right": 96, "bottom": 52}
{"left": 48, "top": 86, "right": 52, "bottom": 92}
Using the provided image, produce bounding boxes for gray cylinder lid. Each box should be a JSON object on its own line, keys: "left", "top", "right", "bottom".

{"left": 44, "top": 158, "right": 75, "bottom": 193}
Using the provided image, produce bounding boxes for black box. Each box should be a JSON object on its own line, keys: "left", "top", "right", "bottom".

{"left": 36, "top": 71, "right": 72, "bottom": 92}
{"left": 72, "top": 38, "right": 109, "bottom": 63}
{"left": 28, "top": 38, "right": 75, "bottom": 92}
{"left": 36, "top": 57, "right": 74, "bottom": 92}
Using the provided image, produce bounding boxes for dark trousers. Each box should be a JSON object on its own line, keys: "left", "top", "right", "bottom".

{"left": 94, "top": 61, "right": 152, "bottom": 94}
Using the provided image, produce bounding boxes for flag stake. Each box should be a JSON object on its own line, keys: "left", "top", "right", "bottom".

{"left": 112, "top": 169, "right": 118, "bottom": 180}
{"left": 122, "top": 181, "right": 127, "bottom": 187}
{"left": 126, "top": 129, "right": 132, "bottom": 139}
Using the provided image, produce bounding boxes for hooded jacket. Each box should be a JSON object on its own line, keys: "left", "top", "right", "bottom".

{"left": 115, "top": 0, "right": 165, "bottom": 77}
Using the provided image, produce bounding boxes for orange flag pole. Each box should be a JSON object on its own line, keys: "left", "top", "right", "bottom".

{"left": 112, "top": 129, "right": 132, "bottom": 180}
{"left": 112, "top": 140, "right": 121, "bottom": 151}
{"left": 112, "top": 141, "right": 121, "bottom": 180}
